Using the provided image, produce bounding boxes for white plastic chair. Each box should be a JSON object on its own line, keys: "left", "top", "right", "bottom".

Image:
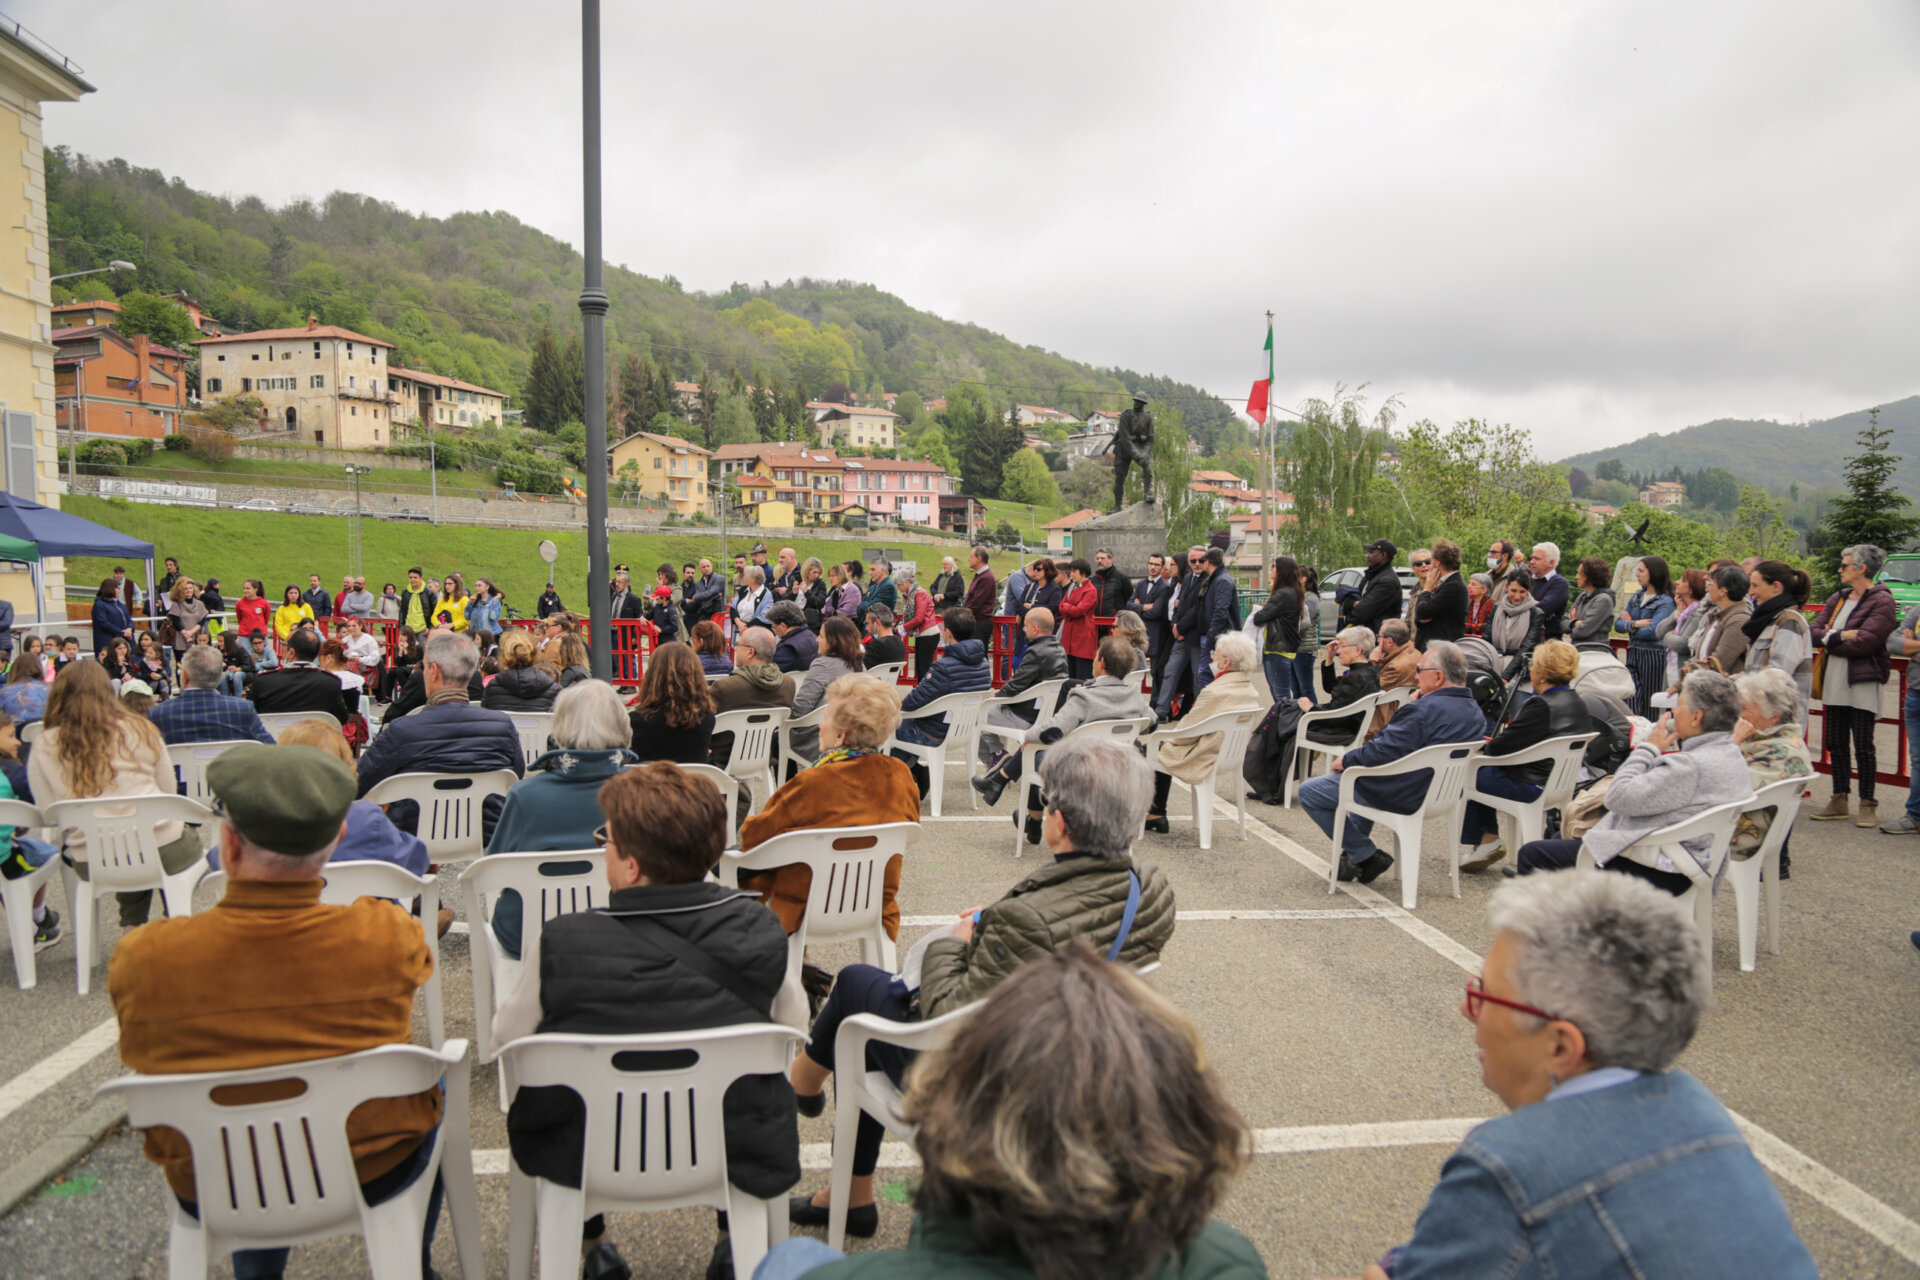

{"left": 711, "top": 707, "right": 790, "bottom": 817}
{"left": 1146, "top": 708, "right": 1260, "bottom": 849}
{"left": 505, "top": 712, "right": 556, "bottom": 767}
{"left": 677, "top": 763, "right": 742, "bottom": 848}
{"left": 18, "top": 720, "right": 41, "bottom": 744}
{"left": 1282, "top": 691, "right": 1384, "bottom": 807}
{"left": 1723, "top": 776, "right": 1809, "bottom": 974}
{"left": 201, "top": 861, "right": 445, "bottom": 1048}
{"left": 1456, "top": 733, "right": 1595, "bottom": 896}
{"left": 460, "top": 851, "right": 606, "bottom": 1063}
{"left": 824, "top": 1001, "right": 984, "bottom": 1250}
{"left": 1006, "top": 716, "right": 1157, "bottom": 856}
{"left": 974, "top": 678, "right": 1070, "bottom": 767}
{"left": 777, "top": 704, "right": 829, "bottom": 780}
{"left": 718, "top": 821, "right": 916, "bottom": 974}
{"left": 867, "top": 661, "right": 906, "bottom": 686}
{"left": 167, "top": 740, "right": 256, "bottom": 806}
{"left": 888, "top": 690, "right": 990, "bottom": 817}
{"left": 1325, "top": 739, "right": 1481, "bottom": 909}
{"left": 259, "top": 710, "right": 340, "bottom": 740}
{"left": 1577, "top": 796, "right": 1748, "bottom": 996}
{"left": 97, "top": 1039, "right": 483, "bottom": 1280}
{"left": 49, "top": 793, "right": 213, "bottom": 995}
{"left": 0, "top": 797, "right": 57, "bottom": 990}
{"left": 362, "top": 769, "right": 519, "bottom": 864}
{"left": 499, "top": 1025, "right": 806, "bottom": 1280}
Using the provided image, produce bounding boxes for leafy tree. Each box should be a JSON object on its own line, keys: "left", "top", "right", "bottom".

{"left": 710, "top": 390, "right": 758, "bottom": 447}
{"left": 1001, "top": 448, "right": 1058, "bottom": 506}
{"left": 111, "top": 292, "right": 198, "bottom": 353}
{"left": 1729, "top": 484, "right": 1798, "bottom": 562}
{"left": 1566, "top": 466, "right": 1591, "bottom": 498}
{"left": 1815, "top": 408, "right": 1920, "bottom": 583}
{"left": 1060, "top": 459, "right": 1110, "bottom": 510}
{"left": 495, "top": 449, "right": 562, "bottom": 495}
{"left": 197, "top": 395, "right": 264, "bottom": 429}
{"left": 1393, "top": 417, "right": 1570, "bottom": 558}
{"left": 1528, "top": 505, "right": 1588, "bottom": 562}
{"left": 1280, "top": 386, "right": 1396, "bottom": 574}
{"left": 1589, "top": 503, "right": 1726, "bottom": 569}
{"left": 1595, "top": 458, "right": 1625, "bottom": 483}
{"left": 555, "top": 421, "right": 587, "bottom": 468}
{"left": 990, "top": 519, "right": 1023, "bottom": 549}
{"left": 1587, "top": 478, "right": 1636, "bottom": 507}
{"left": 1688, "top": 467, "right": 1741, "bottom": 515}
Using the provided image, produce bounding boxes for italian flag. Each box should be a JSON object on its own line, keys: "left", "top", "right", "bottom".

{"left": 1245, "top": 320, "right": 1273, "bottom": 424}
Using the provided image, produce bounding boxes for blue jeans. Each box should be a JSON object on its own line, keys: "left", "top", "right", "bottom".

{"left": 754, "top": 1238, "right": 846, "bottom": 1279}
{"left": 1263, "top": 653, "right": 1296, "bottom": 703}
{"left": 1293, "top": 651, "right": 1320, "bottom": 706}
{"left": 1905, "top": 687, "right": 1920, "bottom": 821}
{"left": 1459, "top": 766, "right": 1543, "bottom": 845}
{"left": 1192, "top": 637, "right": 1217, "bottom": 698}
{"left": 1298, "top": 771, "right": 1379, "bottom": 866}
{"left": 1153, "top": 640, "right": 1200, "bottom": 717}
{"left": 219, "top": 671, "right": 246, "bottom": 696}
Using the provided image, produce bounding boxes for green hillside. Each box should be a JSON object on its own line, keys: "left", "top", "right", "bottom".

{"left": 1560, "top": 395, "right": 1920, "bottom": 494}
{"left": 45, "top": 151, "right": 1240, "bottom": 452}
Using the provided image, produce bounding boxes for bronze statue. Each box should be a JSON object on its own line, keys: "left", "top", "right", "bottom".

{"left": 1111, "top": 392, "right": 1155, "bottom": 511}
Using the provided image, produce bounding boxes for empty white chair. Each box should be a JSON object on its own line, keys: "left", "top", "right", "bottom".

{"left": 361, "top": 769, "right": 519, "bottom": 864}
{"left": 167, "top": 740, "right": 256, "bottom": 806}
{"left": 677, "top": 763, "right": 742, "bottom": 848}
{"left": 824, "top": 1001, "right": 983, "bottom": 1250}
{"left": 18, "top": 719, "right": 42, "bottom": 745}
{"left": 201, "top": 861, "right": 445, "bottom": 1048}
{"left": 1723, "top": 776, "right": 1809, "bottom": 973}
{"left": 718, "top": 821, "right": 917, "bottom": 974}
{"left": 777, "top": 704, "right": 830, "bottom": 781}
{"left": 1577, "top": 796, "right": 1747, "bottom": 996}
{"left": 259, "top": 710, "right": 340, "bottom": 740}
{"left": 974, "top": 678, "right": 1070, "bottom": 767}
{"left": 1325, "top": 739, "right": 1481, "bottom": 909}
{"left": 0, "top": 797, "right": 56, "bottom": 990}
{"left": 505, "top": 712, "right": 556, "bottom": 767}
{"left": 460, "top": 850, "right": 606, "bottom": 1063}
{"left": 867, "top": 661, "right": 906, "bottom": 686}
{"left": 500, "top": 1025, "right": 806, "bottom": 1280}
{"left": 1455, "top": 733, "right": 1595, "bottom": 896}
{"left": 1282, "top": 691, "right": 1384, "bottom": 807}
{"left": 1145, "top": 708, "right": 1260, "bottom": 849}
{"left": 1006, "top": 716, "right": 1157, "bottom": 857}
{"left": 97, "top": 1039, "right": 483, "bottom": 1280}
{"left": 49, "top": 793, "right": 214, "bottom": 995}
{"left": 712, "top": 707, "right": 790, "bottom": 817}
{"left": 888, "top": 690, "right": 990, "bottom": 818}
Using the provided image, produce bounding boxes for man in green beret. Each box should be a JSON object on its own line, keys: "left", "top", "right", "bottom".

{"left": 107, "top": 743, "right": 445, "bottom": 1278}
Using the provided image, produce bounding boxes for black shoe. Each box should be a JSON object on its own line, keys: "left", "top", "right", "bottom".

{"left": 1024, "top": 815, "right": 1044, "bottom": 845}
{"left": 705, "top": 1236, "right": 735, "bottom": 1280}
{"left": 1353, "top": 850, "right": 1395, "bottom": 885}
{"left": 790, "top": 1194, "right": 878, "bottom": 1238}
{"left": 1245, "top": 790, "right": 1280, "bottom": 806}
{"left": 1778, "top": 849, "right": 1791, "bottom": 881}
{"left": 583, "top": 1241, "right": 632, "bottom": 1280}
{"left": 795, "top": 1089, "right": 826, "bottom": 1118}
{"left": 1143, "top": 814, "right": 1170, "bottom": 834}
{"left": 1336, "top": 857, "right": 1359, "bottom": 882}
{"left": 971, "top": 772, "right": 1007, "bottom": 807}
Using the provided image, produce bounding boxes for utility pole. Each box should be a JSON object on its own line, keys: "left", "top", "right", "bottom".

{"left": 579, "top": 0, "right": 613, "bottom": 681}
{"left": 344, "top": 464, "right": 370, "bottom": 577}
{"left": 1258, "top": 309, "right": 1275, "bottom": 586}
{"left": 428, "top": 438, "right": 437, "bottom": 524}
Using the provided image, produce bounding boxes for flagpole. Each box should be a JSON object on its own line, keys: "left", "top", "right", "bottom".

{"left": 1259, "top": 310, "right": 1274, "bottom": 589}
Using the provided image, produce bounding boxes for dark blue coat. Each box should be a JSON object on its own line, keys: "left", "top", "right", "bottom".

{"left": 1203, "top": 568, "right": 1241, "bottom": 641}
{"left": 91, "top": 597, "right": 132, "bottom": 654}
{"left": 1531, "top": 573, "right": 1571, "bottom": 641}
{"left": 773, "top": 626, "right": 818, "bottom": 673}
{"left": 355, "top": 697, "right": 525, "bottom": 837}
{"left": 1128, "top": 576, "right": 1174, "bottom": 653}
{"left": 899, "top": 638, "right": 990, "bottom": 742}
{"left": 1171, "top": 572, "right": 1207, "bottom": 641}
{"left": 1340, "top": 685, "right": 1485, "bottom": 813}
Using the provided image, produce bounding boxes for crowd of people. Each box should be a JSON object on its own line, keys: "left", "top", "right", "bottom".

{"left": 0, "top": 530, "right": 1888, "bottom": 1279}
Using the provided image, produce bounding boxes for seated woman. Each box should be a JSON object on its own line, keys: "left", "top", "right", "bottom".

{"left": 493, "top": 763, "right": 797, "bottom": 1280}
{"left": 760, "top": 946, "right": 1265, "bottom": 1280}
{"left": 377, "top": 625, "right": 422, "bottom": 703}
{"left": 1511, "top": 669, "right": 1752, "bottom": 895}
{"left": 553, "top": 632, "right": 592, "bottom": 688}
{"left": 1459, "top": 640, "right": 1592, "bottom": 873}
{"left": 972, "top": 635, "right": 1148, "bottom": 847}
{"left": 627, "top": 640, "right": 714, "bottom": 764}
{"left": 1331, "top": 871, "right": 1815, "bottom": 1280}
{"left": 692, "top": 618, "right": 734, "bottom": 676}
{"left": 481, "top": 680, "right": 636, "bottom": 960}
{"left": 1247, "top": 626, "right": 1381, "bottom": 806}
{"left": 1730, "top": 666, "right": 1814, "bottom": 877}
{"left": 738, "top": 674, "right": 918, "bottom": 940}
{"left": 786, "top": 617, "right": 864, "bottom": 764}
{"left": 1144, "top": 631, "right": 1262, "bottom": 833}
{"left": 788, "top": 735, "right": 1175, "bottom": 1238}
{"left": 0, "top": 652, "right": 49, "bottom": 723}
{"left": 1485, "top": 574, "right": 1544, "bottom": 681}
{"left": 481, "top": 628, "right": 558, "bottom": 712}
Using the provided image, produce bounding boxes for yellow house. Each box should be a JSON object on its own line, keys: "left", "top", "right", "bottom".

{"left": 0, "top": 26, "right": 93, "bottom": 617}
{"left": 609, "top": 429, "right": 711, "bottom": 517}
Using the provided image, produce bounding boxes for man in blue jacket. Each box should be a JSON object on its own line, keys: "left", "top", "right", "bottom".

{"left": 1299, "top": 639, "right": 1486, "bottom": 884}
{"left": 890, "top": 608, "right": 991, "bottom": 797}
{"left": 1196, "top": 547, "right": 1241, "bottom": 697}
{"left": 1153, "top": 545, "right": 1209, "bottom": 720}
{"left": 1528, "top": 540, "right": 1571, "bottom": 642}
{"left": 683, "top": 557, "right": 725, "bottom": 629}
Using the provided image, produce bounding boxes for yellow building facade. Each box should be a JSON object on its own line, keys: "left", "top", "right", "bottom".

{"left": 197, "top": 321, "right": 397, "bottom": 448}
{"left": 609, "top": 429, "right": 711, "bottom": 517}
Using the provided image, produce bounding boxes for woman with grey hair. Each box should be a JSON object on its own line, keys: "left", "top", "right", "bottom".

{"left": 1808, "top": 543, "right": 1898, "bottom": 825}
{"left": 1344, "top": 871, "right": 1817, "bottom": 1279}
{"left": 893, "top": 566, "right": 941, "bottom": 679}
{"left": 1145, "top": 631, "right": 1262, "bottom": 832}
{"left": 1510, "top": 668, "right": 1753, "bottom": 896}
{"left": 1248, "top": 625, "right": 1385, "bottom": 806}
{"left": 1730, "top": 667, "right": 1814, "bottom": 871}
{"left": 784, "top": 733, "right": 1177, "bottom": 1239}
{"left": 479, "top": 679, "right": 637, "bottom": 960}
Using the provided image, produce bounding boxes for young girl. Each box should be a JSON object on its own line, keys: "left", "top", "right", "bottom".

{"left": 0, "top": 710, "right": 59, "bottom": 949}
{"left": 235, "top": 579, "right": 272, "bottom": 639}
{"left": 99, "top": 636, "right": 133, "bottom": 682}
{"left": 273, "top": 585, "right": 314, "bottom": 642}
{"left": 22, "top": 635, "right": 48, "bottom": 682}
{"left": 119, "top": 678, "right": 157, "bottom": 717}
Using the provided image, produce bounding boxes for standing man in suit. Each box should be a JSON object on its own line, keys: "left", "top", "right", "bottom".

{"left": 1195, "top": 547, "right": 1241, "bottom": 698}
{"left": 1529, "top": 541, "right": 1570, "bottom": 642}
{"left": 963, "top": 544, "right": 999, "bottom": 633}
{"left": 1154, "top": 546, "right": 1208, "bottom": 720}
{"left": 1128, "top": 553, "right": 1174, "bottom": 696}
{"left": 685, "top": 558, "right": 725, "bottom": 629}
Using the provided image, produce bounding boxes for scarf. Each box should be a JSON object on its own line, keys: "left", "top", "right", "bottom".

{"left": 1742, "top": 589, "right": 1795, "bottom": 641}
{"left": 1488, "top": 595, "right": 1536, "bottom": 652}
{"left": 811, "top": 746, "right": 879, "bottom": 769}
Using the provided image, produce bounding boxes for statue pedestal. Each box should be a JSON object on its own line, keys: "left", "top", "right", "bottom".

{"left": 1070, "top": 502, "right": 1169, "bottom": 582}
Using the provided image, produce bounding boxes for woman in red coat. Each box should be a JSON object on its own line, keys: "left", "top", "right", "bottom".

{"left": 1057, "top": 557, "right": 1101, "bottom": 679}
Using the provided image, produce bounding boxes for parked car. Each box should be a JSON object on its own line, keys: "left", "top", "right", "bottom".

{"left": 390, "top": 508, "right": 432, "bottom": 522}
{"left": 1317, "top": 564, "right": 1421, "bottom": 634}
{"left": 230, "top": 498, "right": 279, "bottom": 512}
{"left": 1877, "top": 553, "right": 1920, "bottom": 614}
{"left": 288, "top": 503, "right": 329, "bottom": 516}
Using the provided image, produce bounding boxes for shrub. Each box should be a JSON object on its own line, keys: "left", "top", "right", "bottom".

{"left": 198, "top": 395, "right": 264, "bottom": 429}
{"left": 161, "top": 433, "right": 189, "bottom": 451}
{"left": 495, "top": 449, "right": 563, "bottom": 495}
{"left": 184, "top": 425, "right": 236, "bottom": 463}
{"left": 82, "top": 442, "right": 127, "bottom": 474}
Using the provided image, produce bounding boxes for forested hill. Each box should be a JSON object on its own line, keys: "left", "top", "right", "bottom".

{"left": 1559, "top": 396, "right": 1920, "bottom": 494}
{"left": 44, "top": 150, "right": 1236, "bottom": 447}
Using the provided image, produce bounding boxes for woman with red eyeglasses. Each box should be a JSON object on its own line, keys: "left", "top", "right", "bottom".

{"left": 1328, "top": 870, "right": 1815, "bottom": 1280}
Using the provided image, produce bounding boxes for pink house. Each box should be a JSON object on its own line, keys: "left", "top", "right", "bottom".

{"left": 839, "top": 458, "right": 957, "bottom": 527}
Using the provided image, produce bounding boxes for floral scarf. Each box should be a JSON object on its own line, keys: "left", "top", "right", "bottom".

{"left": 811, "top": 746, "right": 879, "bottom": 769}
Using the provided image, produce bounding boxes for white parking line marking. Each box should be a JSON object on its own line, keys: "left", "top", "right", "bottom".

{"left": 0, "top": 1020, "right": 118, "bottom": 1129}
{"left": 899, "top": 909, "right": 1387, "bottom": 927}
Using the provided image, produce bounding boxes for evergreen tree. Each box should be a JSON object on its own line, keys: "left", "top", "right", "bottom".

{"left": 522, "top": 328, "right": 563, "bottom": 432}
{"left": 1815, "top": 408, "right": 1920, "bottom": 582}
{"left": 557, "top": 335, "right": 586, "bottom": 429}
{"left": 754, "top": 374, "right": 783, "bottom": 441}
{"left": 960, "top": 397, "right": 1020, "bottom": 498}
{"left": 694, "top": 369, "right": 719, "bottom": 446}
{"left": 616, "top": 350, "right": 648, "bottom": 437}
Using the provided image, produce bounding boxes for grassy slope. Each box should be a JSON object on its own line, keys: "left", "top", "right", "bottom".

{"left": 111, "top": 452, "right": 497, "bottom": 495}
{"left": 60, "top": 495, "right": 1021, "bottom": 610}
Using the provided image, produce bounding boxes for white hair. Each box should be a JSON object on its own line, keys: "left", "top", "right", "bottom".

{"left": 1040, "top": 736, "right": 1150, "bottom": 861}
{"left": 1531, "top": 541, "right": 1561, "bottom": 567}
{"left": 1212, "top": 631, "right": 1257, "bottom": 673}
{"left": 550, "top": 680, "right": 631, "bottom": 751}
{"left": 424, "top": 631, "right": 478, "bottom": 686}
{"left": 1336, "top": 625, "right": 1375, "bottom": 657}
{"left": 1734, "top": 666, "right": 1800, "bottom": 725}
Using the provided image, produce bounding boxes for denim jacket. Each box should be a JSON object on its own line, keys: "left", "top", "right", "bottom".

{"left": 1616, "top": 589, "right": 1674, "bottom": 649}
{"left": 1393, "top": 1070, "right": 1816, "bottom": 1280}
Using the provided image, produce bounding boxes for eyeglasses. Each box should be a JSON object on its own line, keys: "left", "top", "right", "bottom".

{"left": 1412, "top": 559, "right": 1432, "bottom": 569}
{"left": 1464, "top": 975, "right": 1562, "bottom": 1024}
{"left": 1416, "top": 664, "right": 1442, "bottom": 677}
{"left": 594, "top": 824, "right": 610, "bottom": 846}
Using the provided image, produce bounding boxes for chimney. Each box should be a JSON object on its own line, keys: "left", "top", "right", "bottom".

{"left": 306, "top": 315, "right": 319, "bottom": 330}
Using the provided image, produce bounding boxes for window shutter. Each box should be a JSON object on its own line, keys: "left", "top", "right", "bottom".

{"left": 5, "top": 411, "right": 35, "bottom": 502}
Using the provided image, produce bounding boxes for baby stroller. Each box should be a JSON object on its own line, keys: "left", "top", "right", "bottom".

{"left": 1570, "top": 642, "right": 1636, "bottom": 704}
{"left": 1456, "top": 637, "right": 1510, "bottom": 731}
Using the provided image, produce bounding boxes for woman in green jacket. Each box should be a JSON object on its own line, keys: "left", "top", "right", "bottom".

{"left": 760, "top": 944, "right": 1265, "bottom": 1280}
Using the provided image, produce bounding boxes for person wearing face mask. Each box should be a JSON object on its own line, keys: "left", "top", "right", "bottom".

{"left": 1484, "top": 539, "right": 1529, "bottom": 595}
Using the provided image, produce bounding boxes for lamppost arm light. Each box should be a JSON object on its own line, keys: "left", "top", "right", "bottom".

{"left": 49, "top": 259, "right": 135, "bottom": 284}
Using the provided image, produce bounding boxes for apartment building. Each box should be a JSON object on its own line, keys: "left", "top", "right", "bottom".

{"left": 839, "top": 457, "right": 955, "bottom": 526}
{"left": 53, "top": 324, "right": 188, "bottom": 439}
{"left": 608, "top": 429, "right": 711, "bottom": 517}
{"left": 810, "top": 401, "right": 896, "bottom": 449}
{"left": 196, "top": 317, "right": 397, "bottom": 448}
{"left": 387, "top": 364, "right": 506, "bottom": 432}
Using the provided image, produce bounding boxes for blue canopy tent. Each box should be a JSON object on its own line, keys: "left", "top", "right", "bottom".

{"left": 0, "top": 492, "right": 155, "bottom": 627}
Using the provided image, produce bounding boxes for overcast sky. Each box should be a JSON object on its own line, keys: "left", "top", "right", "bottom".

{"left": 24, "top": 0, "right": 1920, "bottom": 456}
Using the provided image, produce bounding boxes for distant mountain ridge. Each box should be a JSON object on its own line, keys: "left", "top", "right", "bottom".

{"left": 1559, "top": 396, "right": 1920, "bottom": 494}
